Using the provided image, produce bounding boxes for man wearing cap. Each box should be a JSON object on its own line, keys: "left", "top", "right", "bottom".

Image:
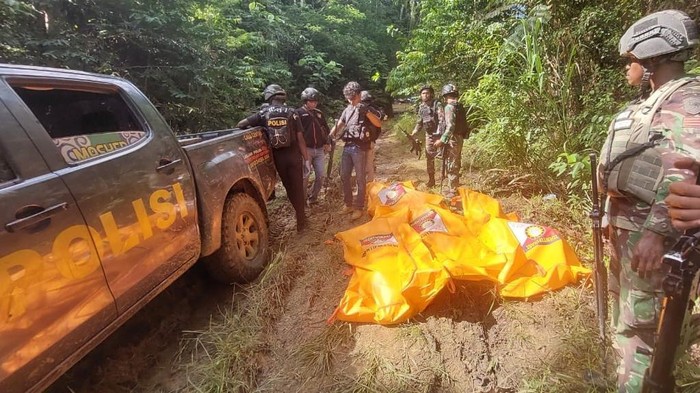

{"left": 297, "top": 87, "right": 332, "bottom": 205}
{"left": 597, "top": 10, "right": 699, "bottom": 391}
{"left": 410, "top": 85, "right": 443, "bottom": 187}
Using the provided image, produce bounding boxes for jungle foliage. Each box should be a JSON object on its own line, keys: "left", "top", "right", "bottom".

{"left": 2, "top": 0, "right": 700, "bottom": 197}
{"left": 0, "top": 0, "right": 405, "bottom": 132}
{"left": 388, "top": 0, "right": 700, "bottom": 199}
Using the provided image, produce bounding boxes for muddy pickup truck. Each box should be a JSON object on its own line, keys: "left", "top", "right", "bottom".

{"left": 0, "top": 64, "right": 277, "bottom": 393}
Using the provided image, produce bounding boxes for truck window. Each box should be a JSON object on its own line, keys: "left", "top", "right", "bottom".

{"left": 0, "top": 153, "right": 15, "bottom": 183}
{"left": 10, "top": 85, "right": 147, "bottom": 164}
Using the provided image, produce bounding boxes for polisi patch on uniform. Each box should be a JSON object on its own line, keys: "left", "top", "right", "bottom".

{"left": 683, "top": 97, "right": 700, "bottom": 115}
{"left": 267, "top": 118, "right": 288, "bottom": 127}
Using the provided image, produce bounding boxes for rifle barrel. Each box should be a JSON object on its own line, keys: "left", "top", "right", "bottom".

{"left": 589, "top": 153, "right": 608, "bottom": 351}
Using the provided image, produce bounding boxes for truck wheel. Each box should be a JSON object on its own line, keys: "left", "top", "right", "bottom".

{"left": 207, "top": 193, "right": 269, "bottom": 283}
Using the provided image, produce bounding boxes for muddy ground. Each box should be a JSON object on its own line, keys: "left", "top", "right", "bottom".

{"left": 47, "top": 110, "right": 699, "bottom": 393}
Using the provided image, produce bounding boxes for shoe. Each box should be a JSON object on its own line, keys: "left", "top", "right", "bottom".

{"left": 350, "top": 210, "right": 363, "bottom": 220}
{"left": 308, "top": 198, "right": 318, "bottom": 205}
{"left": 341, "top": 205, "right": 354, "bottom": 215}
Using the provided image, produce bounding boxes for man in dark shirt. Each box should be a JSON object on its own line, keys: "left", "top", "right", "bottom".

{"left": 237, "top": 84, "right": 310, "bottom": 231}
{"left": 296, "top": 87, "right": 331, "bottom": 205}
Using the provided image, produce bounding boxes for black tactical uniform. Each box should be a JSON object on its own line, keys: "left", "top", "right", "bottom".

{"left": 241, "top": 85, "right": 308, "bottom": 230}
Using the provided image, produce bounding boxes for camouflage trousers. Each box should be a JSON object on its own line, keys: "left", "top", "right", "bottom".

{"left": 609, "top": 227, "right": 667, "bottom": 393}
{"left": 444, "top": 135, "right": 463, "bottom": 193}
{"left": 425, "top": 134, "right": 441, "bottom": 181}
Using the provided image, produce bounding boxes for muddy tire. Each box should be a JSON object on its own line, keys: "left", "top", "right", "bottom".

{"left": 206, "top": 193, "right": 269, "bottom": 283}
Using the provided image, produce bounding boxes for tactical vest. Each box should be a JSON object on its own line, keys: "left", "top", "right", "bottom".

{"left": 601, "top": 76, "right": 700, "bottom": 204}
{"left": 342, "top": 103, "right": 372, "bottom": 149}
{"left": 453, "top": 102, "right": 469, "bottom": 138}
{"left": 262, "top": 105, "right": 295, "bottom": 149}
{"left": 418, "top": 101, "right": 440, "bottom": 134}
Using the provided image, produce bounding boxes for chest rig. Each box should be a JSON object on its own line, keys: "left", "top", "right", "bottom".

{"left": 601, "top": 76, "right": 699, "bottom": 204}
{"left": 418, "top": 101, "right": 440, "bottom": 134}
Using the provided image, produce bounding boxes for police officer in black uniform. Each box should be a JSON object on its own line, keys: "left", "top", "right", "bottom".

{"left": 237, "top": 84, "right": 311, "bottom": 231}
{"left": 410, "top": 85, "right": 443, "bottom": 187}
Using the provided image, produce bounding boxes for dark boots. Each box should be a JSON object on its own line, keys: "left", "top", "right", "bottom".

{"left": 426, "top": 175, "right": 435, "bottom": 188}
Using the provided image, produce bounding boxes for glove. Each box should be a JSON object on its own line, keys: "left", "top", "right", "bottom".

{"left": 303, "top": 160, "right": 312, "bottom": 178}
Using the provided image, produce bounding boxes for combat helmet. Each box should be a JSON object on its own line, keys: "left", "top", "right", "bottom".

{"left": 419, "top": 85, "right": 434, "bottom": 95}
{"left": 263, "top": 84, "right": 286, "bottom": 101}
{"left": 343, "top": 81, "right": 362, "bottom": 99}
{"left": 441, "top": 83, "right": 459, "bottom": 98}
{"left": 301, "top": 87, "right": 320, "bottom": 102}
{"left": 619, "top": 9, "right": 698, "bottom": 62}
{"left": 360, "top": 90, "right": 373, "bottom": 103}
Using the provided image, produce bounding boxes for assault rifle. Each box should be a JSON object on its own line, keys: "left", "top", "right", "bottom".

{"left": 399, "top": 127, "right": 422, "bottom": 159}
{"left": 440, "top": 144, "right": 448, "bottom": 191}
{"left": 641, "top": 225, "right": 700, "bottom": 392}
{"left": 589, "top": 153, "right": 608, "bottom": 346}
{"left": 324, "top": 139, "right": 336, "bottom": 190}
{"left": 324, "top": 118, "right": 338, "bottom": 191}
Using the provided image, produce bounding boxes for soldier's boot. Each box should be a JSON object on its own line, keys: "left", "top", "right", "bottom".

{"left": 426, "top": 174, "right": 435, "bottom": 188}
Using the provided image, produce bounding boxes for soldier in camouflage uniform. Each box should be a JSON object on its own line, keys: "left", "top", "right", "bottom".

{"left": 667, "top": 158, "right": 700, "bottom": 230}
{"left": 410, "top": 85, "right": 443, "bottom": 187}
{"left": 598, "top": 10, "right": 699, "bottom": 392}
{"left": 435, "top": 84, "right": 463, "bottom": 198}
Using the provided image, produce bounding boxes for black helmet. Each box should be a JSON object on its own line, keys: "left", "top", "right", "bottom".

{"left": 263, "top": 84, "right": 286, "bottom": 101}
{"left": 360, "top": 90, "right": 373, "bottom": 103}
{"left": 343, "top": 81, "right": 362, "bottom": 99}
{"left": 301, "top": 87, "right": 320, "bottom": 102}
{"left": 419, "top": 85, "right": 434, "bottom": 95}
{"left": 441, "top": 83, "right": 459, "bottom": 97}
{"left": 619, "top": 9, "right": 698, "bottom": 61}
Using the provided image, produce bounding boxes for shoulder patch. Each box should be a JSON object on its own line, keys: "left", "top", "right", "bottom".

{"left": 683, "top": 97, "right": 700, "bottom": 115}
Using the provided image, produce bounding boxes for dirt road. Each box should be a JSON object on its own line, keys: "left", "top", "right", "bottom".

{"left": 47, "top": 120, "right": 616, "bottom": 393}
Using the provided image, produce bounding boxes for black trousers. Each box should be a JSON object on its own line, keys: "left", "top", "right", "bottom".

{"left": 272, "top": 148, "right": 305, "bottom": 223}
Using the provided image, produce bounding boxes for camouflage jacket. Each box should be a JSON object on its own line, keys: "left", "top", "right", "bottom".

{"left": 440, "top": 101, "right": 457, "bottom": 143}
{"left": 602, "top": 77, "right": 700, "bottom": 237}
{"left": 413, "top": 100, "right": 442, "bottom": 135}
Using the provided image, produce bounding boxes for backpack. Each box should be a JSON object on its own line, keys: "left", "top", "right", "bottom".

{"left": 342, "top": 104, "right": 374, "bottom": 149}
{"left": 366, "top": 105, "right": 383, "bottom": 142}
{"left": 262, "top": 105, "right": 294, "bottom": 149}
{"left": 453, "top": 102, "right": 469, "bottom": 138}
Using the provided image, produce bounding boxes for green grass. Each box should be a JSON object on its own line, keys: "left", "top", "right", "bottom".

{"left": 178, "top": 251, "right": 298, "bottom": 392}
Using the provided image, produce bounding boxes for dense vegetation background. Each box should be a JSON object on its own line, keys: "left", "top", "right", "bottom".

{"left": 2, "top": 0, "right": 699, "bottom": 197}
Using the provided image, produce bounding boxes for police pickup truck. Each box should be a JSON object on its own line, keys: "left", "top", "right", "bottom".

{"left": 0, "top": 64, "right": 277, "bottom": 392}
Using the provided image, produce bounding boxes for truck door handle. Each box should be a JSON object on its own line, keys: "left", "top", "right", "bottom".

{"left": 156, "top": 158, "right": 182, "bottom": 174}
{"left": 6, "top": 202, "right": 68, "bottom": 233}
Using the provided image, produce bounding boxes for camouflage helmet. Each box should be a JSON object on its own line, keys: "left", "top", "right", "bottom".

{"left": 301, "top": 87, "right": 320, "bottom": 102}
{"left": 360, "top": 90, "right": 373, "bottom": 103}
{"left": 263, "top": 84, "right": 286, "bottom": 101}
{"left": 419, "top": 85, "right": 434, "bottom": 95}
{"left": 619, "top": 9, "right": 698, "bottom": 61}
{"left": 441, "top": 83, "right": 459, "bottom": 98}
{"left": 343, "top": 81, "right": 362, "bottom": 99}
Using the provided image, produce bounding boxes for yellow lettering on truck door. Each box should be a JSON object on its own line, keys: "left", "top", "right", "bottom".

{"left": 172, "top": 183, "right": 189, "bottom": 218}
{"left": 99, "top": 211, "right": 140, "bottom": 257}
{"left": 0, "top": 250, "right": 43, "bottom": 322}
{"left": 52, "top": 225, "right": 103, "bottom": 280}
{"left": 149, "top": 189, "right": 177, "bottom": 230}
